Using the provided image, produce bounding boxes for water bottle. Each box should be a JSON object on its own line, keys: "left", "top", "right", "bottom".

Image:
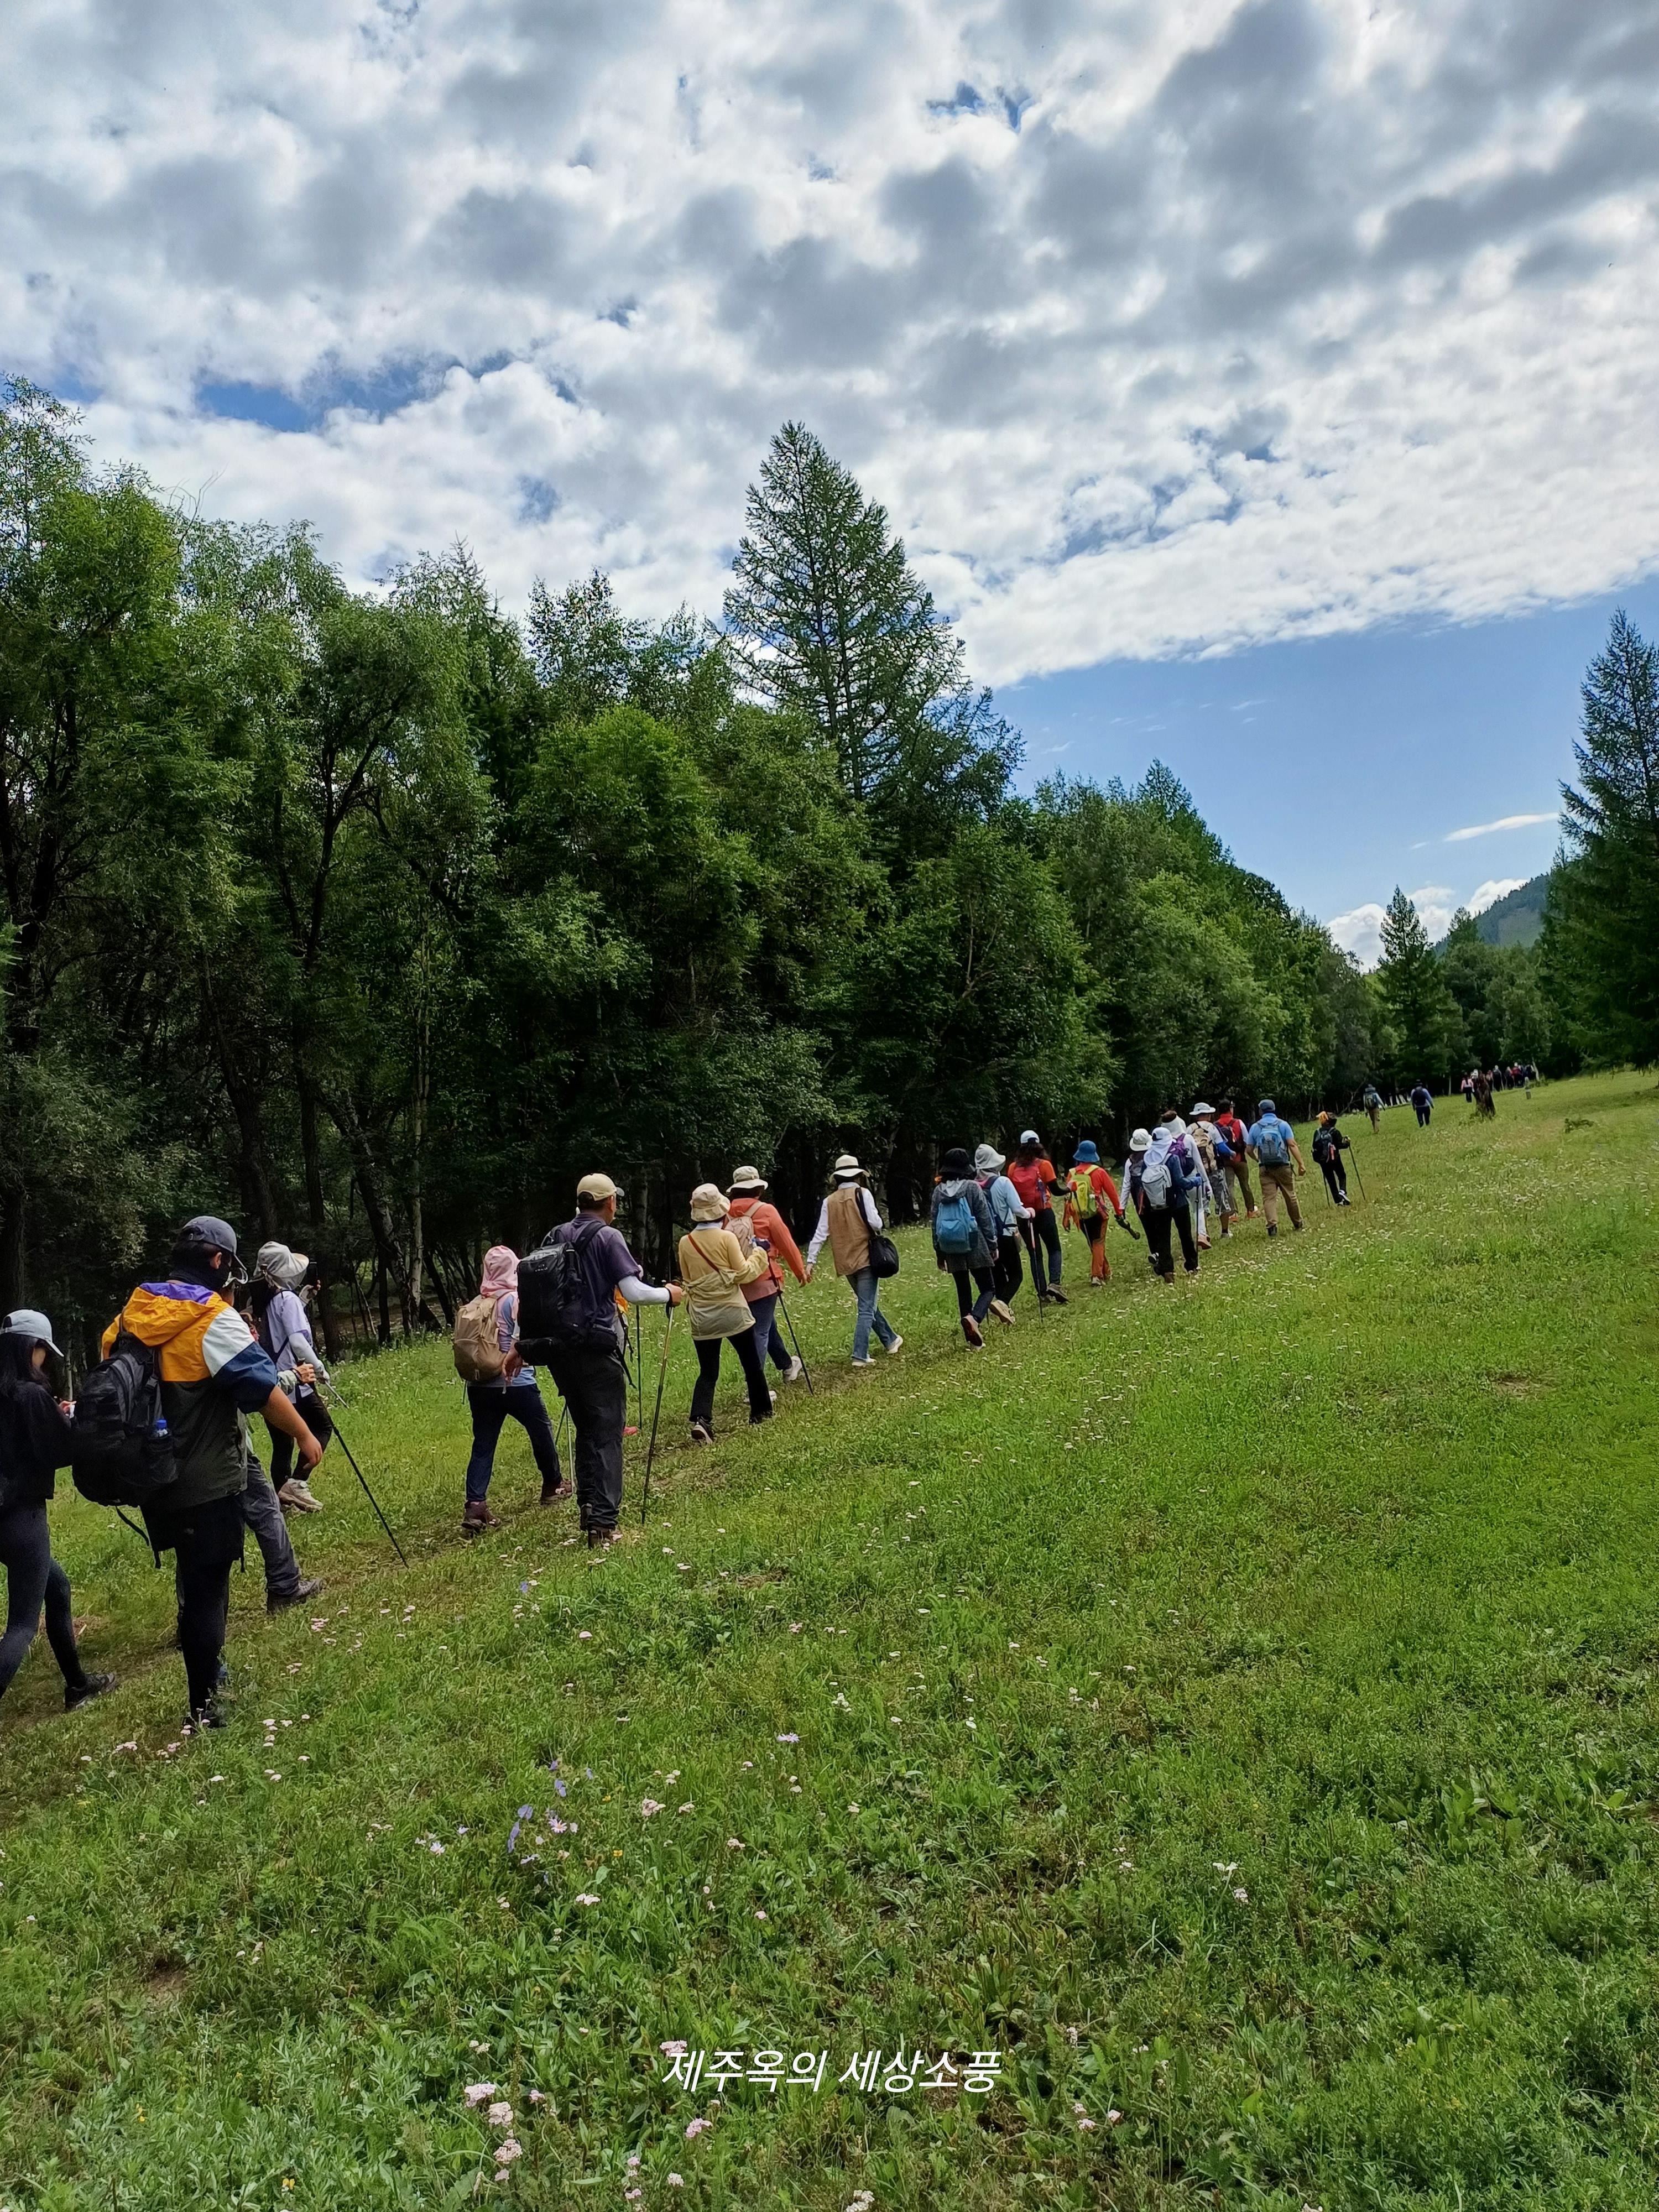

{"left": 153, "top": 1415, "right": 170, "bottom": 1443}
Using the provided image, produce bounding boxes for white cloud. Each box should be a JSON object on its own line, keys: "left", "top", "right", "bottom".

{"left": 1467, "top": 876, "right": 1526, "bottom": 912}
{"left": 1443, "top": 812, "right": 1558, "bottom": 843}
{"left": 1328, "top": 902, "right": 1389, "bottom": 966}
{"left": 1328, "top": 874, "right": 1528, "bottom": 966}
{"left": 5, "top": 1, "right": 1659, "bottom": 682}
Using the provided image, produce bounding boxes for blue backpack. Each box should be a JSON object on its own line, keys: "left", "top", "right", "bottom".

{"left": 934, "top": 1185, "right": 978, "bottom": 1256}
{"left": 1255, "top": 1119, "right": 1291, "bottom": 1169}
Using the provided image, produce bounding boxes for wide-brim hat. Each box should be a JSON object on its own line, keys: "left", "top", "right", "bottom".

{"left": 1191, "top": 1101, "right": 1215, "bottom": 1118}
{"left": 1128, "top": 1129, "right": 1152, "bottom": 1154}
{"left": 255, "top": 1240, "right": 310, "bottom": 1292}
{"left": 729, "top": 1166, "right": 768, "bottom": 1193}
{"left": 690, "top": 1182, "right": 729, "bottom": 1223}
{"left": 2, "top": 1308, "right": 62, "bottom": 1359}
{"left": 973, "top": 1142, "right": 1005, "bottom": 1174}
{"left": 1072, "top": 1140, "right": 1100, "bottom": 1165}
{"left": 832, "top": 1153, "right": 864, "bottom": 1180}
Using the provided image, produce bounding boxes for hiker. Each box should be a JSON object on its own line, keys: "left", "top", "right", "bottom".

{"left": 1474, "top": 1068, "right": 1497, "bottom": 1120}
{"left": 1160, "top": 1113, "right": 1215, "bottom": 1248}
{"left": 1135, "top": 1123, "right": 1201, "bottom": 1280}
{"left": 525, "top": 1175, "right": 682, "bottom": 1548}
{"left": 1008, "top": 1131, "right": 1067, "bottom": 1303}
{"left": 1190, "top": 1104, "right": 1234, "bottom": 1238}
{"left": 1214, "top": 1100, "right": 1256, "bottom": 1218}
{"left": 1246, "top": 1100, "right": 1306, "bottom": 1237}
{"left": 930, "top": 1147, "right": 1000, "bottom": 1348}
{"left": 1312, "top": 1113, "right": 1353, "bottom": 1205}
{"left": 1410, "top": 1082, "right": 1433, "bottom": 1128}
{"left": 251, "top": 1244, "right": 332, "bottom": 1514}
{"left": 219, "top": 1272, "right": 323, "bottom": 1614}
{"left": 455, "top": 1245, "right": 567, "bottom": 1536}
{"left": 805, "top": 1156, "right": 902, "bottom": 1367}
{"left": 1362, "top": 1082, "right": 1383, "bottom": 1133}
{"left": 1063, "top": 1140, "right": 1125, "bottom": 1285}
{"left": 974, "top": 1143, "right": 1030, "bottom": 1321}
{"left": 727, "top": 1167, "right": 807, "bottom": 1383}
{"left": 102, "top": 1217, "right": 322, "bottom": 1726}
{"left": 679, "top": 1186, "right": 776, "bottom": 1443}
{"left": 0, "top": 1312, "right": 116, "bottom": 1714}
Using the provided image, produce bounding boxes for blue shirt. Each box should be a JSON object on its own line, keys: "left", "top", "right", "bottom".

{"left": 1246, "top": 1115, "right": 1296, "bottom": 1161}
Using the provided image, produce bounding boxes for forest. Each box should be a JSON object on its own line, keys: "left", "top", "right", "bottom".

{"left": 0, "top": 380, "right": 1639, "bottom": 1354}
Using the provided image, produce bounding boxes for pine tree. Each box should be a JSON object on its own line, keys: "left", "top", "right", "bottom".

{"left": 1376, "top": 889, "right": 1464, "bottom": 1083}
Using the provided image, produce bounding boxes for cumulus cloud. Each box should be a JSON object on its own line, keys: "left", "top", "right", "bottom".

{"left": 1328, "top": 874, "right": 1527, "bottom": 964}
{"left": 5, "top": 0, "right": 1659, "bottom": 680}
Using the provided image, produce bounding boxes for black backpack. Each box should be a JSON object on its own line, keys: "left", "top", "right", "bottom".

{"left": 515, "top": 1222, "right": 618, "bottom": 1360}
{"left": 1312, "top": 1128, "right": 1335, "bottom": 1165}
{"left": 70, "top": 1332, "right": 180, "bottom": 1509}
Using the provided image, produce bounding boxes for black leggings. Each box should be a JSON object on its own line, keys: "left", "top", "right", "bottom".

{"left": 1144, "top": 1200, "right": 1199, "bottom": 1278}
{"left": 994, "top": 1235, "right": 1024, "bottom": 1302}
{"left": 953, "top": 1266, "right": 997, "bottom": 1322}
{"left": 0, "top": 1501, "right": 85, "bottom": 1699}
{"left": 270, "top": 1391, "right": 333, "bottom": 1487}
{"left": 1321, "top": 1158, "right": 1348, "bottom": 1201}
{"left": 153, "top": 1493, "right": 247, "bottom": 1717}
{"left": 691, "top": 1327, "right": 774, "bottom": 1431}
{"left": 1031, "top": 1207, "right": 1062, "bottom": 1286}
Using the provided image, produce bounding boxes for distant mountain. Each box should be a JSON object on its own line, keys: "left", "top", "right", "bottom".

{"left": 1438, "top": 872, "right": 1551, "bottom": 951}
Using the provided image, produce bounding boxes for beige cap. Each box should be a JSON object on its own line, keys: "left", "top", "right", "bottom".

{"left": 576, "top": 1172, "right": 622, "bottom": 1204}
{"left": 729, "top": 1165, "right": 768, "bottom": 1192}
{"left": 690, "top": 1182, "right": 729, "bottom": 1223}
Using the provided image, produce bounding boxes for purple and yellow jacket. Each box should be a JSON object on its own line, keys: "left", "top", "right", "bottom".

{"left": 102, "top": 1280, "right": 279, "bottom": 1510}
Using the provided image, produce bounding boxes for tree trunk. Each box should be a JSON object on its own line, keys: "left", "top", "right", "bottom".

{"left": 294, "top": 1051, "right": 342, "bottom": 1361}
{"left": 0, "top": 1183, "right": 25, "bottom": 1314}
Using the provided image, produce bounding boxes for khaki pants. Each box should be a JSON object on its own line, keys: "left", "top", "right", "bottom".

{"left": 1258, "top": 1162, "right": 1302, "bottom": 1229}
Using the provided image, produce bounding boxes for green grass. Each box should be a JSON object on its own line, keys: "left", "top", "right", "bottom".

{"left": 4, "top": 1073, "right": 1659, "bottom": 2209}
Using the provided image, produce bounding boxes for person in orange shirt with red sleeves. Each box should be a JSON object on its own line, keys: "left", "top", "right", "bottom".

{"left": 1063, "top": 1140, "right": 1127, "bottom": 1286}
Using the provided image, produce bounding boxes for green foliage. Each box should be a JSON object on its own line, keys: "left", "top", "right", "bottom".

{"left": 1377, "top": 888, "right": 1465, "bottom": 1084}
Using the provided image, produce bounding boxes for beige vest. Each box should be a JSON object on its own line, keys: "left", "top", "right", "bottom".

{"left": 826, "top": 1183, "right": 873, "bottom": 1277}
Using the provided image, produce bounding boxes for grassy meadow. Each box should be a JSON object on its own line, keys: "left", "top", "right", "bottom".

{"left": 3, "top": 1072, "right": 1659, "bottom": 2209}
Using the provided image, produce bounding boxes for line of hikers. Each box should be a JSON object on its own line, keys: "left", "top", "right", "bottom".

{"left": 0, "top": 1097, "right": 1356, "bottom": 1731}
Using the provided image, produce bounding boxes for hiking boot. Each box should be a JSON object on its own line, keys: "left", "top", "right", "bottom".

{"left": 65, "top": 1672, "right": 117, "bottom": 1712}
{"left": 962, "top": 1316, "right": 984, "bottom": 1349}
{"left": 587, "top": 1526, "right": 619, "bottom": 1550}
{"left": 782, "top": 1358, "right": 805, "bottom": 1383}
{"left": 540, "top": 1478, "right": 570, "bottom": 1505}
{"left": 884, "top": 1334, "right": 904, "bottom": 1355}
{"left": 988, "top": 1298, "right": 1014, "bottom": 1326}
{"left": 268, "top": 1576, "right": 325, "bottom": 1614}
{"left": 278, "top": 1479, "right": 324, "bottom": 1514}
{"left": 462, "top": 1499, "right": 502, "bottom": 1536}
{"left": 688, "top": 1420, "right": 714, "bottom": 1445}
{"left": 185, "top": 1699, "right": 229, "bottom": 1731}
{"left": 1045, "top": 1287, "right": 1067, "bottom": 1305}
{"left": 1266, "top": 1223, "right": 1278, "bottom": 1238}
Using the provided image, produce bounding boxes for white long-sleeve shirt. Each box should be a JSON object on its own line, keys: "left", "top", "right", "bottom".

{"left": 806, "top": 1185, "right": 883, "bottom": 1268}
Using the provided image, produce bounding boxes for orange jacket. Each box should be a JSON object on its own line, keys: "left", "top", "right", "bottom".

{"left": 727, "top": 1196, "right": 807, "bottom": 1297}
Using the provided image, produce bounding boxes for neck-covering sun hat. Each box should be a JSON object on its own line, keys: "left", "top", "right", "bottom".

{"left": 941, "top": 1146, "right": 973, "bottom": 1177}
{"left": 1128, "top": 1128, "right": 1152, "bottom": 1153}
{"left": 2, "top": 1308, "right": 62, "bottom": 1359}
{"left": 690, "top": 1183, "right": 729, "bottom": 1223}
{"left": 1072, "top": 1139, "right": 1100, "bottom": 1165}
{"left": 832, "top": 1153, "right": 864, "bottom": 1181}
{"left": 1191, "top": 1101, "right": 1215, "bottom": 1118}
{"left": 973, "top": 1142, "right": 1005, "bottom": 1175}
{"left": 255, "top": 1241, "right": 310, "bottom": 1292}
{"left": 729, "top": 1166, "right": 768, "bottom": 1193}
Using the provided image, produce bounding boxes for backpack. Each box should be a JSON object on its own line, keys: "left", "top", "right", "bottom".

{"left": 933, "top": 1184, "right": 978, "bottom": 1256}
{"left": 1138, "top": 1152, "right": 1173, "bottom": 1208}
{"left": 1067, "top": 1165, "right": 1100, "bottom": 1218}
{"left": 1311, "top": 1128, "right": 1334, "bottom": 1166}
{"left": 70, "top": 1332, "right": 180, "bottom": 1509}
{"left": 515, "top": 1221, "right": 617, "bottom": 1358}
{"left": 453, "top": 1293, "right": 506, "bottom": 1383}
{"left": 1255, "top": 1119, "right": 1291, "bottom": 1169}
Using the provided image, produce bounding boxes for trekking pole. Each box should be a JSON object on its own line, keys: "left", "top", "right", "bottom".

{"left": 1346, "top": 1145, "right": 1368, "bottom": 1204}
{"left": 775, "top": 1288, "right": 815, "bottom": 1392}
{"left": 326, "top": 1416, "right": 409, "bottom": 1567}
{"left": 639, "top": 1299, "right": 677, "bottom": 1527}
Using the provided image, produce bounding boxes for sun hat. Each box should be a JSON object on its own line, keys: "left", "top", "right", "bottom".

{"left": 729, "top": 1166, "right": 768, "bottom": 1193}
{"left": 577, "top": 1172, "right": 622, "bottom": 1204}
{"left": 1019, "top": 1128, "right": 1040, "bottom": 1146}
{"left": 2, "top": 1308, "right": 62, "bottom": 1359}
{"left": 1072, "top": 1139, "right": 1100, "bottom": 1165}
{"left": 973, "top": 1142, "right": 1005, "bottom": 1175}
{"left": 690, "top": 1183, "right": 729, "bottom": 1223}
{"left": 1191, "top": 1100, "right": 1215, "bottom": 1118}
{"left": 255, "top": 1241, "right": 310, "bottom": 1292}
{"left": 1128, "top": 1128, "right": 1152, "bottom": 1154}
{"left": 832, "top": 1153, "right": 864, "bottom": 1180}
{"left": 941, "top": 1146, "right": 974, "bottom": 1177}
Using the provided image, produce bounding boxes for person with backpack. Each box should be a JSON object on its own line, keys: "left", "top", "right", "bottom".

{"left": 678, "top": 1186, "right": 776, "bottom": 1442}
{"left": 726, "top": 1167, "right": 807, "bottom": 1383}
{"left": 1362, "top": 1082, "right": 1383, "bottom": 1133}
{"left": 1311, "top": 1112, "right": 1353, "bottom": 1205}
{"left": 224, "top": 1272, "right": 323, "bottom": 1615}
{"left": 1008, "top": 1131, "right": 1067, "bottom": 1303}
{"left": 1134, "top": 1124, "right": 1201, "bottom": 1281}
{"left": 250, "top": 1244, "right": 332, "bottom": 1515}
{"left": 974, "top": 1144, "right": 1030, "bottom": 1321}
{"left": 0, "top": 1312, "right": 116, "bottom": 1714}
{"left": 805, "top": 1156, "right": 903, "bottom": 1366}
{"left": 930, "top": 1147, "right": 1000, "bottom": 1348}
{"left": 1063, "top": 1140, "right": 1125, "bottom": 1286}
{"left": 1246, "top": 1100, "right": 1306, "bottom": 1236}
{"left": 453, "top": 1246, "right": 567, "bottom": 1536}
{"left": 1189, "top": 1105, "right": 1234, "bottom": 1239}
{"left": 1409, "top": 1082, "right": 1433, "bottom": 1128}
{"left": 92, "top": 1216, "right": 322, "bottom": 1727}
{"left": 1214, "top": 1100, "right": 1256, "bottom": 1218}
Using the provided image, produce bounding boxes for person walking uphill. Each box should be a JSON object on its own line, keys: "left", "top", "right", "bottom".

{"left": 727, "top": 1168, "right": 807, "bottom": 1383}
{"left": 679, "top": 1187, "right": 776, "bottom": 1443}
{"left": 1063, "top": 1141, "right": 1125, "bottom": 1285}
{"left": 1363, "top": 1082, "right": 1383, "bottom": 1133}
{"left": 1131, "top": 1126, "right": 1201, "bottom": 1281}
{"left": 1214, "top": 1100, "right": 1256, "bottom": 1218}
{"left": 251, "top": 1244, "right": 332, "bottom": 1514}
{"left": 103, "top": 1217, "right": 321, "bottom": 1726}
{"left": 805, "top": 1156, "right": 903, "bottom": 1368}
{"left": 975, "top": 1144, "right": 1030, "bottom": 1321}
{"left": 0, "top": 1312, "right": 116, "bottom": 1713}
{"left": 521, "top": 1175, "right": 682, "bottom": 1549}
{"left": 1311, "top": 1113, "right": 1353, "bottom": 1206}
{"left": 1008, "top": 1132, "right": 1067, "bottom": 1303}
{"left": 1410, "top": 1082, "right": 1433, "bottom": 1129}
{"left": 455, "top": 1246, "right": 567, "bottom": 1536}
{"left": 931, "top": 1149, "right": 1000, "bottom": 1348}
{"left": 1247, "top": 1100, "right": 1307, "bottom": 1237}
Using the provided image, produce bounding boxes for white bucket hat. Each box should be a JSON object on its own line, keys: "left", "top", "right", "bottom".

{"left": 728, "top": 1166, "right": 768, "bottom": 1193}
{"left": 1128, "top": 1128, "right": 1152, "bottom": 1154}
{"left": 1191, "top": 1101, "right": 1216, "bottom": 1118}
{"left": 690, "top": 1182, "right": 729, "bottom": 1223}
{"left": 974, "top": 1142, "right": 1005, "bottom": 1175}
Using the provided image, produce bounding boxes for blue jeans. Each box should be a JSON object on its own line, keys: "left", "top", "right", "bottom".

{"left": 850, "top": 1267, "right": 896, "bottom": 1360}
{"left": 466, "top": 1383, "right": 562, "bottom": 1503}
{"left": 748, "top": 1291, "right": 794, "bottom": 1373}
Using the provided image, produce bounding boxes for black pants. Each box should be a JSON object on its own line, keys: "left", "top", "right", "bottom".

{"left": 953, "top": 1266, "right": 997, "bottom": 1323}
{"left": 269, "top": 1390, "right": 333, "bottom": 1488}
{"left": 1321, "top": 1158, "right": 1348, "bottom": 1202}
{"left": 0, "top": 1500, "right": 85, "bottom": 1699}
{"left": 1145, "top": 1199, "right": 1198, "bottom": 1278}
{"left": 1415, "top": 1104, "right": 1431, "bottom": 1126}
{"left": 546, "top": 1345, "right": 628, "bottom": 1532}
{"left": 465, "top": 1383, "right": 562, "bottom": 1502}
{"left": 150, "top": 1492, "right": 247, "bottom": 1716}
{"left": 993, "top": 1235, "right": 1024, "bottom": 1302}
{"left": 691, "top": 1327, "right": 774, "bottom": 1432}
{"left": 1031, "top": 1207, "right": 1062, "bottom": 1287}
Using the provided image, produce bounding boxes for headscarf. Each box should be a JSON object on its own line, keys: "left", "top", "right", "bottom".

{"left": 481, "top": 1245, "right": 519, "bottom": 1300}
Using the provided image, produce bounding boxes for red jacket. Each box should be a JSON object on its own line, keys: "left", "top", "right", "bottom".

{"left": 727, "top": 1197, "right": 806, "bottom": 1300}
